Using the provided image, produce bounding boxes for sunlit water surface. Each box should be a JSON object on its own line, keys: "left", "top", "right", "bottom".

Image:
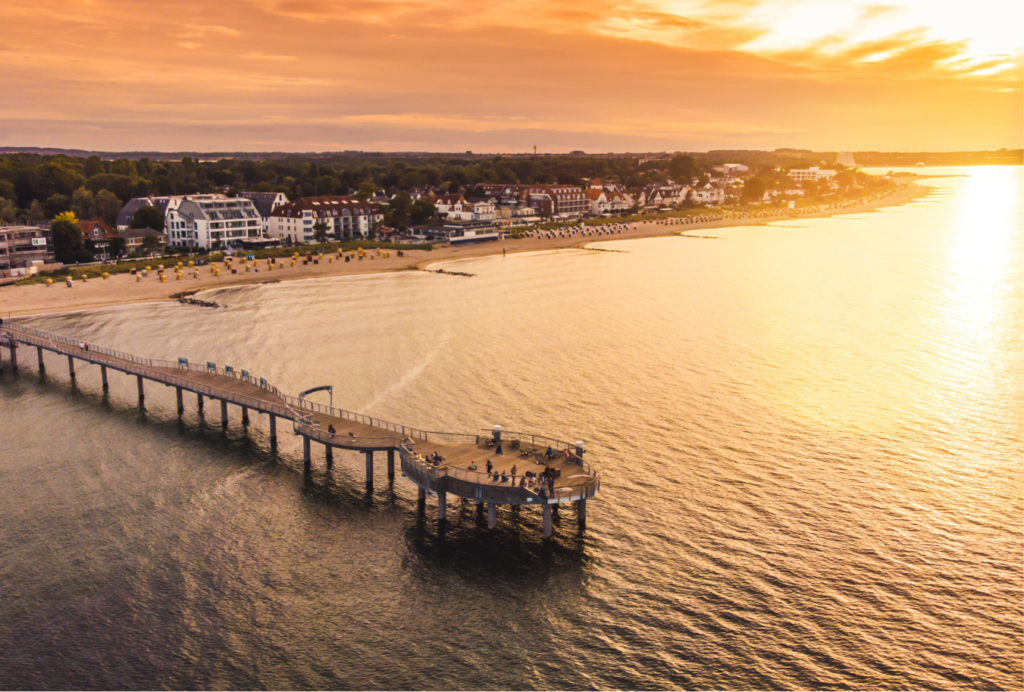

{"left": 2, "top": 167, "right": 1021, "bottom": 689}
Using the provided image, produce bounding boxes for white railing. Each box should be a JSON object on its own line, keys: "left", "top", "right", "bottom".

{"left": 398, "top": 441, "right": 599, "bottom": 505}
{"left": 4, "top": 322, "right": 601, "bottom": 502}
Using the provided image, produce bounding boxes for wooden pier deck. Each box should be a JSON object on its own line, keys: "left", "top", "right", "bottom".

{"left": 1, "top": 322, "right": 599, "bottom": 537}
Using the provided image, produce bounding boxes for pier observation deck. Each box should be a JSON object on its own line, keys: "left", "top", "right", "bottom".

{"left": 0, "top": 322, "right": 599, "bottom": 537}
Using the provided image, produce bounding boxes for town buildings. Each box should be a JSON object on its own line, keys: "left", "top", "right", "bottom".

{"left": 77, "top": 218, "right": 118, "bottom": 261}
{"left": 584, "top": 189, "right": 635, "bottom": 215}
{"left": 519, "top": 185, "right": 590, "bottom": 219}
{"left": 693, "top": 182, "right": 726, "bottom": 205}
{"left": 117, "top": 227, "right": 168, "bottom": 256}
{"left": 0, "top": 226, "right": 54, "bottom": 278}
{"left": 788, "top": 167, "right": 837, "bottom": 182}
{"left": 116, "top": 196, "right": 175, "bottom": 231}
{"left": 164, "top": 196, "right": 263, "bottom": 250}
{"left": 637, "top": 182, "right": 689, "bottom": 208}
{"left": 237, "top": 192, "right": 290, "bottom": 232}
{"left": 713, "top": 163, "right": 750, "bottom": 176}
{"left": 267, "top": 197, "right": 384, "bottom": 244}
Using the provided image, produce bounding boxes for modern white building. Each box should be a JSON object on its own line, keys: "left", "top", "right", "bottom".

{"left": 788, "top": 167, "right": 837, "bottom": 182}
{"left": 165, "top": 195, "right": 263, "bottom": 250}
{"left": 268, "top": 196, "right": 384, "bottom": 244}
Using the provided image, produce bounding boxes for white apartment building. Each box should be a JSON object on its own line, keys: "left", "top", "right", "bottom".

{"left": 788, "top": 166, "right": 837, "bottom": 182}
{"left": 165, "top": 195, "right": 263, "bottom": 249}
{"left": 268, "top": 196, "right": 384, "bottom": 244}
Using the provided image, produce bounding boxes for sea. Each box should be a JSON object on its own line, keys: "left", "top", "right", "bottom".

{"left": 1, "top": 166, "right": 1021, "bottom": 690}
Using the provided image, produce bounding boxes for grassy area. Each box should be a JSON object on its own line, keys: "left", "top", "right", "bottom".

{"left": 14, "top": 240, "right": 432, "bottom": 286}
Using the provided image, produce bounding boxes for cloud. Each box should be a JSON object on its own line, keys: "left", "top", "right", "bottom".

{"left": 243, "top": 51, "right": 298, "bottom": 61}
{"left": 175, "top": 24, "right": 243, "bottom": 38}
{"left": 0, "top": 0, "right": 1018, "bottom": 152}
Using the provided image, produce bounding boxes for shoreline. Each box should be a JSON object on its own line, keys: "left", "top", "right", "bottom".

{"left": 0, "top": 182, "right": 928, "bottom": 319}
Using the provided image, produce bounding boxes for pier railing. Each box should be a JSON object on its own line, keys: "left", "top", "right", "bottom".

{"left": 4, "top": 322, "right": 600, "bottom": 504}
{"left": 282, "top": 394, "right": 480, "bottom": 445}
{"left": 399, "top": 441, "right": 599, "bottom": 505}
{"left": 292, "top": 418, "right": 406, "bottom": 450}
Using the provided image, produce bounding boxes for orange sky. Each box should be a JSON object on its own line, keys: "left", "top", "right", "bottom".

{"left": 1, "top": 0, "right": 1020, "bottom": 152}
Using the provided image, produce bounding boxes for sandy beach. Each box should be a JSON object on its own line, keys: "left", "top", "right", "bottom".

{"left": 0, "top": 181, "right": 926, "bottom": 318}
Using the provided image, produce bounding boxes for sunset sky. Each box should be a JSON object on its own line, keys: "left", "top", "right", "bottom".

{"left": 1, "top": 0, "right": 1021, "bottom": 152}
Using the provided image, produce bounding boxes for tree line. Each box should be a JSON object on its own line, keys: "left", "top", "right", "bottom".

{"left": 0, "top": 151, "right": 766, "bottom": 227}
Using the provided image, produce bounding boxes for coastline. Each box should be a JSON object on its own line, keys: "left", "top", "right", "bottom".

{"left": 0, "top": 181, "right": 928, "bottom": 319}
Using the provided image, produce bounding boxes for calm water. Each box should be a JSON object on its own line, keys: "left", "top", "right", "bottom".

{"left": 1, "top": 167, "right": 1021, "bottom": 690}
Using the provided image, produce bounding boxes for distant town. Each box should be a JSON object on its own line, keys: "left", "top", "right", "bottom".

{"left": 2, "top": 147, "right": 1019, "bottom": 278}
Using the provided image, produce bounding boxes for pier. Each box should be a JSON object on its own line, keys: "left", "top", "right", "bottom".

{"left": 0, "top": 322, "right": 599, "bottom": 538}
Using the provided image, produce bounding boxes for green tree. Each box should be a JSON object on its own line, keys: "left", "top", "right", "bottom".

{"left": 410, "top": 198, "right": 436, "bottom": 226}
{"left": 834, "top": 170, "right": 856, "bottom": 190}
{"left": 386, "top": 191, "right": 412, "bottom": 230}
{"left": 316, "top": 175, "right": 339, "bottom": 196}
{"left": 131, "top": 204, "right": 165, "bottom": 231}
{"left": 312, "top": 221, "right": 330, "bottom": 244}
{"left": 44, "top": 193, "right": 71, "bottom": 219}
{"left": 110, "top": 158, "right": 137, "bottom": 177}
{"left": 27, "top": 200, "right": 45, "bottom": 222}
{"left": 51, "top": 211, "right": 94, "bottom": 264}
{"left": 0, "top": 197, "right": 17, "bottom": 224}
{"left": 669, "top": 154, "right": 698, "bottom": 182}
{"left": 84, "top": 173, "right": 136, "bottom": 201}
{"left": 140, "top": 234, "right": 163, "bottom": 255}
{"left": 94, "top": 190, "right": 122, "bottom": 226}
{"left": 742, "top": 177, "right": 768, "bottom": 202}
{"left": 356, "top": 182, "right": 377, "bottom": 200}
{"left": 84, "top": 155, "right": 104, "bottom": 177}
{"left": 71, "top": 187, "right": 96, "bottom": 219}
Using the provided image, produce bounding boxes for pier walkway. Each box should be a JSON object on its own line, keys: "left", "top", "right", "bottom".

{"left": 0, "top": 322, "right": 599, "bottom": 537}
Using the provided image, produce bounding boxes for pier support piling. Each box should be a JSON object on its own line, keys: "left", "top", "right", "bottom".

{"left": 100, "top": 365, "right": 107, "bottom": 391}
{"left": 578, "top": 499, "right": 587, "bottom": 531}
{"left": 438, "top": 488, "right": 447, "bottom": 524}
{"left": 364, "top": 450, "right": 373, "bottom": 487}
{"left": 220, "top": 399, "right": 228, "bottom": 429}
{"left": 37, "top": 347, "right": 44, "bottom": 372}
{"left": 137, "top": 375, "right": 144, "bottom": 404}
{"left": 387, "top": 449, "right": 395, "bottom": 479}
{"left": 8, "top": 344, "right": 16, "bottom": 371}
{"left": 67, "top": 355, "right": 75, "bottom": 379}
{"left": 542, "top": 503, "right": 552, "bottom": 539}
{"left": 197, "top": 393, "right": 203, "bottom": 413}
{"left": 176, "top": 387, "right": 184, "bottom": 415}
{"left": 325, "top": 444, "right": 333, "bottom": 471}
{"left": 417, "top": 487, "right": 426, "bottom": 515}
{"left": 488, "top": 503, "right": 497, "bottom": 530}
{"left": 303, "top": 436, "right": 311, "bottom": 482}
{"left": 269, "top": 414, "right": 277, "bottom": 447}
{"left": 241, "top": 406, "right": 249, "bottom": 426}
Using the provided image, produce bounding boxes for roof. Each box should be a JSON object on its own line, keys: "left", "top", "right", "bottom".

{"left": 238, "top": 192, "right": 285, "bottom": 202}
{"left": 116, "top": 198, "right": 154, "bottom": 227}
{"left": 270, "top": 196, "right": 383, "bottom": 219}
{"left": 118, "top": 227, "right": 166, "bottom": 239}
{"left": 77, "top": 218, "right": 116, "bottom": 240}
